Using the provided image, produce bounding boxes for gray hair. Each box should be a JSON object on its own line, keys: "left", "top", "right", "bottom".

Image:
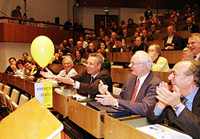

{"left": 182, "top": 59, "right": 200, "bottom": 86}
{"left": 132, "top": 51, "right": 153, "bottom": 69}
{"left": 62, "top": 56, "right": 73, "bottom": 65}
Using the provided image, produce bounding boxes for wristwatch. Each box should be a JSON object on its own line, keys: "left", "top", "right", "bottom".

{"left": 173, "top": 103, "right": 182, "bottom": 112}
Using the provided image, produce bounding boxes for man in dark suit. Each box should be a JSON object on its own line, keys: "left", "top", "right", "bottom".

{"left": 95, "top": 51, "right": 162, "bottom": 116}
{"left": 112, "top": 38, "right": 130, "bottom": 52}
{"left": 40, "top": 53, "right": 112, "bottom": 99}
{"left": 162, "top": 25, "right": 183, "bottom": 50}
{"left": 132, "top": 36, "right": 148, "bottom": 53}
{"left": 183, "top": 17, "right": 199, "bottom": 33}
{"left": 147, "top": 59, "right": 200, "bottom": 139}
{"left": 141, "top": 29, "right": 154, "bottom": 43}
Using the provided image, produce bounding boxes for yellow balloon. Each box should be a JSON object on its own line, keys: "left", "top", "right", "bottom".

{"left": 31, "top": 36, "right": 54, "bottom": 68}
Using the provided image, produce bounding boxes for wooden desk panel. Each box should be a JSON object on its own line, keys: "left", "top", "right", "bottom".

{"left": 68, "top": 99, "right": 106, "bottom": 138}
{"left": 24, "top": 80, "right": 35, "bottom": 96}
{"left": 74, "top": 64, "right": 86, "bottom": 75}
{"left": 8, "top": 75, "right": 16, "bottom": 86}
{"left": 2, "top": 73, "right": 8, "bottom": 83}
{"left": 113, "top": 52, "right": 132, "bottom": 63}
{"left": 15, "top": 77, "right": 25, "bottom": 90}
{"left": 161, "top": 50, "right": 182, "bottom": 64}
{"left": 145, "top": 40, "right": 165, "bottom": 49}
{"left": 104, "top": 115, "right": 154, "bottom": 139}
{"left": 106, "top": 53, "right": 112, "bottom": 61}
{"left": 15, "top": 24, "right": 28, "bottom": 43}
{"left": 2, "top": 23, "right": 16, "bottom": 42}
{"left": 27, "top": 25, "right": 39, "bottom": 42}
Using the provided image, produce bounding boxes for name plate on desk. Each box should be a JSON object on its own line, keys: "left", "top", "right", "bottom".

{"left": 35, "top": 82, "right": 52, "bottom": 108}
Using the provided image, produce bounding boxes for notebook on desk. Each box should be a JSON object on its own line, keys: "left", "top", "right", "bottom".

{"left": 86, "top": 101, "right": 132, "bottom": 118}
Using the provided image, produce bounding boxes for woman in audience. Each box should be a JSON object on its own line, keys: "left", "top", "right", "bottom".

{"left": 97, "top": 42, "right": 109, "bottom": 53}
{"left": 73, "top": 49, "right": 86, "bottom": 65}
{"left": 14, "top": 60, "right": 25, "bottom": 75}
{"left": 52, "top": 49, "right": 65, "bottom": 64}
{"left": 148, "top": 44, "right": 169, "bottom": 72}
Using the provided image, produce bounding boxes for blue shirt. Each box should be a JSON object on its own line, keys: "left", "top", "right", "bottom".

{"left": 154, "top": 87, "right": 199, "bottom": 116}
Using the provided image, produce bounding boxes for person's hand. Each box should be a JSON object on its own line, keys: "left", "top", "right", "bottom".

{"left": 167, "top": 46, "right": 174, "bottom": 50}
{"left": 98, "top": 80, "right": 109, "bottom": 95}
{"left": 56, "top": 74, "right": 74, "bottom": 85}
{"left": 95, "top": 91, "right": 117, "bottom": 106}
{"left": 10, "top": 65, "right": 17, "bottom": 72}
{"left": 156, "top": 83, "right": 181, "bottom": 109}
{"left": 28, "top": 76, "right": 35, "bottom": 81}
{"left": 182, "top": 51, "right": 193, "bottom": 59}
{"left": 40, "top": 68, "right": 55, "bottom": 79}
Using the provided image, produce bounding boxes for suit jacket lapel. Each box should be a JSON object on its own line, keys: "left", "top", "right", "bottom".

{"left": 192, "top": 88, "right": 200, "bottom": 115}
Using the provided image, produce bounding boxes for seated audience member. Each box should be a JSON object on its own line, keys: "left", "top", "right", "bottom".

{"left": 148, "top": 44, "right": 169, "bottom": 72}
{"left": 141, "top": 29, "right": 154, "bottom": 43}
{"left": 56, "top": 57, "right": 78, "bottom": 77}
{"left": 75, "top": 41, "right": 85, "bottom": 54}
{"left": 131, "top": 32, "right": 140, "bottom": 43}
{"left": 41, "top": 53, "right": 113, "bottom": 99}
{"left": 104, "top": 35, "right": 111, "bottom": 48}
{"left": 5, "top": 57, "right": 17, "bottom": 75}
{"left": 100, "top": 52, "right": 111, "bottom": 73}
{"left": 162, "top": 25, "right": 182, "bottom": 50}
{"left": 183, "top": 17, "right": 199, "bottom": 33}
{"left": 109, "top": 32, "right": 117, "bottom": 47}
{"left": 23, "top": 61, "right": 37, "bottom": 76}
{"left": 87, "top": 43, "right": 97, "bottom": 54}
{"left": 73, "top": 49, "right": 86, "bottom": 65}
{"left": 136, "top": 27, "right": 142, "bottom": 36}
{"left": 67, "top": 38, "right": 75, "bottom": 47}
{"left": 62, "top": 40, "right": 68, "bottom": 48}
{"left": 89, "top": 31, "right": 96, "bottom": 38}
{"left": 79, "top": 36, "right": 88, "bottom": 51}
{"left": 97, "top": 42, "right": 109, "bottom": 53}
{"left": 21, "top": 52, "right": 32, "bottom": 63}
{"left": 170, "top": 10, "right": 180, "bottom": 20}
{"left": 132, "top": 37, "right": 148, "bottom": 53}
{"left": 95, "top": 51, "right": 162, "bottom": 116}
{"left": 85, "top": 34, "right": 91, "bottom": 43}
{"left": 112, "top": 38, "right": 130, "bottom": 52}
{"left": 147, "top": 59, "right": 200, "bottom": 139}
{"left": 163, "top": 9, "right": 170, "bottom": 18}
{"left": 183, "top": 33, "right": 200, "bottom": 61}
{"left": 13, "top": 60, "right": 25, "bottom": 75}
{"left": 121, "top": 29, "right": 130, "bottom": 39}
{"left": 148, "top": 24, "right": 160, "bottom": 36}
{"left": 138, "top": 16, "right": 145, "bottom": 26}
{"left": 52, "top": 49, "right": 65, "bottom": 64}
{"left": 63, "top": 17, "right": 72, "bottom": 30}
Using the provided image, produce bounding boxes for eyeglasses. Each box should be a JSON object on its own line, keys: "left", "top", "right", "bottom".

{"left": 129, "top": 62, "right": 143, "bottom": 67}
{"left": 170, "top": 71, "right": 185, "bottom": 78}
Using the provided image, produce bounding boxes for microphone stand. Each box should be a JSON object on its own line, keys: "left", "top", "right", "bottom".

{"left": 23, "top": 0, "right": 27, "bottom": 25}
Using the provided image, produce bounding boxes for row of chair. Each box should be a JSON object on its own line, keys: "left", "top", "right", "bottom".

{"left": 0, "top": 83, "right": 29, "bottom": 113}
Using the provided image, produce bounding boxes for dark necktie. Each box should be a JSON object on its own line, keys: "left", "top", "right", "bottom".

{"left": 181, "top": 96, "right": 188, "bottom": 106}
{"left": 90, "top": 76, "right": 94, "bottom": 84}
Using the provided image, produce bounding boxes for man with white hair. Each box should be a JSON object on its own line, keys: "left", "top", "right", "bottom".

{"left": 95, "top": 51, "right": 162, "bottom": 116}
{"left": 57, "top": 57, "right": 78, "bottom": 77}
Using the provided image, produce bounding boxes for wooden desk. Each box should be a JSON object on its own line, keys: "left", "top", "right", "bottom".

{"left": 15, "top": 77, "right": 25, "bottom": 90}
{"left": 8, "top": 74, "right": 16, "bottom": 86}
{"left": 161, "top": 50, "right": 182, "bottom": 64}
{"left": 24, "top": 80, "right": 35, "bottom": 96}
{"left": 112, "top": 52, "right": 133, "bottom": 63}
{"left": 145, "top": 40, "right": 165, "bottom": 49}
{"left": 104, "top": 115, "right": 154, "bottom": 139}
{"left": 68, "top": 99, "right": 107, "bottom": 138}
{"left": 0, "top": 72, "right": 2, "bottom": 81}
{"left": 1, "top": 73, "right": 8, "bottom": 83}
{"left": 53, "top": 86, "right": 75, "bottom": 118}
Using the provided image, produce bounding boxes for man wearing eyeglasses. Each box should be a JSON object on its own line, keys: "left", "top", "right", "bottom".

{"left": 147, "top": 59, "right": 200, "bottom": 139}
{"left": 183, "top": 33, "right": 200, "bottom": 61}
{"left": 95, "top": 51, "right": 162, "bottom": 116}
{"left": 40, "top": 53, "right": 112, "bottom": 99}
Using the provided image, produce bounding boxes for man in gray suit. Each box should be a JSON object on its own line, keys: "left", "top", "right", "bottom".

{"left": 147, "top": 59, "right": 200, "bottom": 139}
{"left": 95, "top": 51, "right": 162, "bottom": 116}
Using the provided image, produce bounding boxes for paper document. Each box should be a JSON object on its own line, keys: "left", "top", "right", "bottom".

{"left": 136, "top": 124, "right": 192, "bottom": 139}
